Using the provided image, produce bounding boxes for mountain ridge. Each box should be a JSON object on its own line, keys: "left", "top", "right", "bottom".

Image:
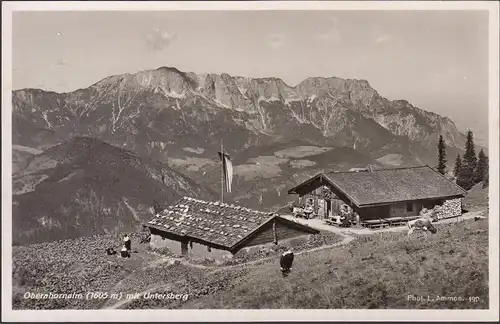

{"left": 12, "top": 65, "right": 466, "bottom": 151}
{"left": 12, "top": 65, "right": 477, "bottom": 214}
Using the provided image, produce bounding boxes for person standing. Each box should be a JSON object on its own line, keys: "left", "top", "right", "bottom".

{"left": 123, "top": 234, "right": 131, "bottom": 252}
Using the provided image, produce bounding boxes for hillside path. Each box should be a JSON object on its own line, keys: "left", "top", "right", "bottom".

{"left": 103, "top": 210, "right": 485, "bottom": 310}
{"left": 103, "top": 232, "right": 355, "bottom": 310}
{"left": 280, "top": 210, "right": 485, "bottom": 235}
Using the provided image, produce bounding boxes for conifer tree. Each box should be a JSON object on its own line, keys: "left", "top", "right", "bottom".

{"left": 453, "top": 153, "right": 462, "bottom": 178}
{"left": 463, "top": 130, "right": 477, "bottom": 170}
{"left": 474, "top": 149, "right": 488, "bottom": 184}
{"left": 457, "top": 130, "right": 477, "bottom": 190}
{"left": 437, "top": 135, "right": 447, "bottom": 175}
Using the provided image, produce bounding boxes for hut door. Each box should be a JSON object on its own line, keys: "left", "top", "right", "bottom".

{"left": 326, "top": 200, "right": 332, "bottom": 217}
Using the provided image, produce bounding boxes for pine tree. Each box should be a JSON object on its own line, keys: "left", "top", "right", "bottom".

{"left": 453, "top": 154, "right": 462, "bottom": 178}
{"left": 456, "top": 130, "right": 477, "bottom": 190}
{"left": 463, "top": 130, "right": 477, "bottom": 170}
{"left": 474, "top": 149, "right": 488, "bottom": 184}
{"left": 437, "top": 135, "right": 447, "bottom": 175}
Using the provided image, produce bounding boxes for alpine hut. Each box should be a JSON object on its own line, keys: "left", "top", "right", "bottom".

{"left": 287, "top": 165, "right": 467, "bottom": 228}
{"left": 144, "top": 197, "right": 319, "bottom": 261}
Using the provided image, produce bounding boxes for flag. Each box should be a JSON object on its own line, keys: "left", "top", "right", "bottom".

{"left": 218, "top": 151, "right": 233, "bottom": 193}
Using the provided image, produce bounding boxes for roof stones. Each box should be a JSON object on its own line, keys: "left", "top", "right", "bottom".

{"left": 146, "top": 196, "right": 281, "bottom": 249}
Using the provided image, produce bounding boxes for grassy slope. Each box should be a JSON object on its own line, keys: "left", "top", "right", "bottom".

{"left": 181, "top": 219, "right": 489, "bottom": 309}
{"left": 463, "top": 182, "right": 489, "bottom": 212}
{"left": 13, "top": 218, "right": 488, "bottom": 310}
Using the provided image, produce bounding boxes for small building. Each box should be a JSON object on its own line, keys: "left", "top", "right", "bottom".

{"left": 144, "top": 197, "right": 319, "bottom": 261}
{"left": 287, "top": 165, "right": 467, "bottom": 225}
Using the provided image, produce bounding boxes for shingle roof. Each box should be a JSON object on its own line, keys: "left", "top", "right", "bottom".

{"left": 289, "top": 165, "right": 467, "bottom": 207}
{"left": 145, "top": 197, "right": 316, "bottom": 251}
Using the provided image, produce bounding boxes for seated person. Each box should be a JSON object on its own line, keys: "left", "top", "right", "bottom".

{"left": 332, "top": 214, "right": 342, "bottom": 224}
{"left": 303, "top": 205, "right": 314, "bottom": 219}
{"left": 106, "top": 247, "right": 117, "bottom": 255}
{"left": 340, "top": 214, "right": 350, "bottom": 227}
{"left": 292, "top": 206, "right": 303, "bottom": 217}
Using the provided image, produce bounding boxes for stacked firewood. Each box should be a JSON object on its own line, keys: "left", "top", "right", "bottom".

{"left": 423, "top": 198, "right": 462, "bottom": 221}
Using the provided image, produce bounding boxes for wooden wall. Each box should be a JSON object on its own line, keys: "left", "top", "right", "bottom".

{"left": 298, "top": 185, "right": 350, "bottom": 219}
{"left": 358, "top": 198, "right": 454, "bottom": 220}
{"left": 358, "top": 206, "right": 391, "bottom": 220}
{"left": 150, "top": 233, "right": 234, "bottom": 261}
{"left": 244, "top": 219, "right": 313, "bottom": 247}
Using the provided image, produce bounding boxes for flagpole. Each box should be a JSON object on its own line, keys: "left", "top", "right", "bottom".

{"left": 221, "top": 138, "right": 224, "bottom": 203}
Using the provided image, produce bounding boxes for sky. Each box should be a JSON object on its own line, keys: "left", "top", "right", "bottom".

{"left": 12, "top": 10, "right": 489, "bottom": 144}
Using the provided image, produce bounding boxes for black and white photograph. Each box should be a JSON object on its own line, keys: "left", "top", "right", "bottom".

{"left": 2, "top": 1, "right": 499, "bottom": 322}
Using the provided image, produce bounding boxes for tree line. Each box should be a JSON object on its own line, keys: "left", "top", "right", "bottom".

{"left": 437, "top": 130, "right": 488, "bottom": 190}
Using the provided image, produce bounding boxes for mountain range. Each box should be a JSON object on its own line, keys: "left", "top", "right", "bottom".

{"left": 12, "top": 66, "right": 478, "bottom": 244}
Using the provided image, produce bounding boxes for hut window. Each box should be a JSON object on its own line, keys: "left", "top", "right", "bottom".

{"left": 406, "top": 203, "right": 413, "bottom": 212}
{"left": 207, "top": 246, "right": 212, "bottom": 252}
{"left": 189, "top": 241, "right": 193, "bottom": 249}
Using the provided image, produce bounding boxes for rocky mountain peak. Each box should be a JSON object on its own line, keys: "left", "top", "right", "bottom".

{"left": 12, "top": 65, "right": 469, "bottom": 166}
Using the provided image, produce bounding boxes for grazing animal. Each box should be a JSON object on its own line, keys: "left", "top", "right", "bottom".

{"left": 407, "top": 218, "right": 437, "bottom": 237}
{"left": 280, "top": 248, "right": 294, "bottom": 277}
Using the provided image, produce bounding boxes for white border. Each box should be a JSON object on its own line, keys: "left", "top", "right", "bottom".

{"left": 2, "top": 1, "right": 499, "bottom": 322}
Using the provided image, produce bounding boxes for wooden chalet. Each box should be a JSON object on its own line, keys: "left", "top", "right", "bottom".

{"left": 144, "top": 197, "right": 319, "bottom": 260}
{"left": 287, "top": 165, "right": 468, "bottom": 228}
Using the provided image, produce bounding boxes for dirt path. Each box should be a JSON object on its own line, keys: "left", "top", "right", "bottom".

{"left": 103, "top": 232, "right": 355, "bottom": 310}
{"left": 280, "top": 210, "right": 486, "bottom": 236}
{"left": 103, "top": 211, "right": 485, "bottom": 310}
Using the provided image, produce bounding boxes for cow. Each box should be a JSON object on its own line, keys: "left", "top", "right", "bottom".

{"left": 407, "top": 217, "right": 437, "bottom": 237}
{"left": 280, "top": 248, "right": 294, "bottom": 277}
{"left": 474, "top": 215, "right": 487, "bottom": 221}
